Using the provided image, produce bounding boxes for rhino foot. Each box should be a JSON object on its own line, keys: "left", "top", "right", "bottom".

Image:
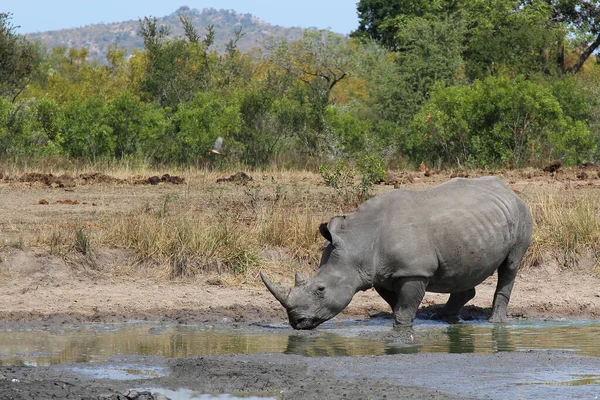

{"left": 489, "top": 313, "right": 508, "bottom": 323}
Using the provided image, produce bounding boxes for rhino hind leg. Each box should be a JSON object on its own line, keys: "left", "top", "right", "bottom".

{"left": 490, "top": 250, "right": 524, "bottom": 323}
{"left": 392, "top": 277, "right": 427, "bottom": 328}
{"left": 436, "top": 288, "right": 476, "bottom": 323}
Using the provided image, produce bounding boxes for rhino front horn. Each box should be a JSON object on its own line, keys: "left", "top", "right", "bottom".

{"left": 260, "top": 272, "right": 290, "bottom": 308}
{"left": 295, "top": 272, "right": 308, "bottom": 287}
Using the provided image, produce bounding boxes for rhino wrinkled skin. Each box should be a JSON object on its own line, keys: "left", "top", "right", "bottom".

{"left": 261, "top": 176, "right": 533, "bottom": 330}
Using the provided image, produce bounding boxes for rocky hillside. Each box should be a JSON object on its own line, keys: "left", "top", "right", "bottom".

{"left": 25, "top": 6, "right": 310, "bottom": 63}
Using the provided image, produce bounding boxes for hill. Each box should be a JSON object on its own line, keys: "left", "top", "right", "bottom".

{"left": 25, "top": 6, "right": 311, "bottom": 63}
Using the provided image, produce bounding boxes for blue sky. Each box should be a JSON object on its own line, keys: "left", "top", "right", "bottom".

{"left": 6, "top": 1, "right": 360, "bottom": 35}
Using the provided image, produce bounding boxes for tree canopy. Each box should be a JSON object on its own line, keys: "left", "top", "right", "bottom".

{"left": 1, "top": 4, "right": 599, "bottom": 168}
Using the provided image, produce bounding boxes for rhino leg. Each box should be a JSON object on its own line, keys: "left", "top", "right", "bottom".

{"left": 392, "top": 277, "right": 427, "bottom": 328}
{"left": 490, "top": 250, "right": 523, "bottom": 323}
{"left": 437, "top": 288, "right": 476, "bottom": 323}
{"left": 374, "top": 286, "right": 397, "bottom": 310}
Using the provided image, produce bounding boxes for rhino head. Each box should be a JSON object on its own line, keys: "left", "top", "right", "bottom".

{"left": 261, "top": 216, "right": 361, "bottom": 330}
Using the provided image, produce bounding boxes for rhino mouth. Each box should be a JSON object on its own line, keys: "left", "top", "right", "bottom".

{"left": 288, "top": 314, "right": 325, "bottom": 330}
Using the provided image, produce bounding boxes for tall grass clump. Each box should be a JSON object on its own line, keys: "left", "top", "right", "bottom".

{"left": 260, "top": 205, "right": 321, "bottom": 263}
{"left": 527, "top": 189, "right": 600, "bottom": 267}
{"left": 103, "top": 207, "right": 259, "bottom": 279}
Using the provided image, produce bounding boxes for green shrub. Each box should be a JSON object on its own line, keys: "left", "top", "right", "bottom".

{"left": 319, "top": 155, "right": 386, "bottom": 206}
{"left": 407, "top": 76, "right": 596, "bottom": 168}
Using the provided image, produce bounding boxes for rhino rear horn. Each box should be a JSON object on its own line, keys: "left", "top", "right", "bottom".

{"left": 295, "top": 272, "right": 308, "bottom": 287}
{"left": 260, "top": 272, "right": 291, "bottom": 308}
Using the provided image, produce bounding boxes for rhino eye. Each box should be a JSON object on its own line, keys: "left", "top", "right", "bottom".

{"left": 316, "top": 285, "right": 325, "bottom": 295}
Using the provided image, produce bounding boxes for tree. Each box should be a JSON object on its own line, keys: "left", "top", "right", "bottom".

{"left": 0, "top": 13, "right": 41, "bottom": 101}
{"left": 265, "top": 30, "right": 358, "bottom": 155}
{"left": 265, "top": 30, "right": 355, "bottom": 100}
{"left": 544, "top": 0, "right": 600, "bottom": 73}
{"left": 462, "top": 0, "right": 564, "bottom": 80}
{"left": 352, "top": 0, "right": 457, "bottom": 50}
{"left": 138, "top": 15, "right": 216, "bottom": 108}
{"left": 374, "top": 15, "right": 465, "bottom": 127}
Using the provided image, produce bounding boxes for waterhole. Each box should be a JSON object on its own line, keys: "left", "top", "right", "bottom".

{"left": 1, "top": 318, "right": 599, "bottom": 366}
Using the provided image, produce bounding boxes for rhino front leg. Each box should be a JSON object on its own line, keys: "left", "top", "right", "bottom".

{"left": 392, "top": 277, "right": 427, "bottom": 328}
{"left": 374, "top": 286, "right": 397, "bottom": 310}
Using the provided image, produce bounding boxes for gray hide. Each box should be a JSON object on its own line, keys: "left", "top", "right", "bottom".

{"left": 261, "top": 176, "right": 533, "bottom": 329}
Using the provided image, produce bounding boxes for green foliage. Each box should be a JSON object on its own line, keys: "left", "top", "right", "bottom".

{"left": 105, "top": 92, "right": 166, "bottom": 159}
{"left": 407, "top": 76, "right": 596, "bottom": 168}
{"left": 319, "top": 155, "right": 386, "bottom": 206}
{"left": 357, "top": 155, "right": 386, "bottom": 184}
{"left": 352, "top": 0, "right": 446, "bottom": 49}
{"left": 373, "top": 15, "right": 465, "bottom": 130}
{"left": 463, "top": 0, "right": 563, "bottom": 80}
{"left": 233, "top": 84, "right": 280, "bottom": 166}
{"left": 74, "top": 228, "right": 91, "bottom": 255}
{"left": 163, "top": 91, "right": 242, "bottom": 164}
{"left": 0, "top": 13, "right": 41, "bottom": 100}
{"left": 61, "top": 98, "right": 113, "bottom": 159}
{"left": 2, "top": 4, "right": 600, "bottom": 169}
{"left": 324, "top": 106, "right": 372, "bottom": 156}
{"left": 318, "top": 161, "right": 362, "bottom": 205}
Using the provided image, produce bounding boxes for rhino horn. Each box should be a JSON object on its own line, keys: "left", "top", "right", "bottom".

{"left": 295, "top": 272, "right": 308, "bottom": 287}
{"left": 260, "top": 272, "right": 291, "bottom": 308}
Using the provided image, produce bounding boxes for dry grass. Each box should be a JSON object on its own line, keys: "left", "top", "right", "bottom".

{"left": 88, "top": 173, "right": 333, "bottom": 281}
{"left": 524, "top": 187, "right": 600, "bottom": 269}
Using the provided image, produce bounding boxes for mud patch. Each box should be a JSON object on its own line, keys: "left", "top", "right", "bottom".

{"left": 18, "top": 172, "right": 75, "bottom": 187}
{"left": 79, "top": 172, "right": 123, "bottom": 184}
{"left": 133, "top": 174, "right": 186, "bottom": 185}
{"left": 216, "top": 172, "right": 254, "bottom": 184}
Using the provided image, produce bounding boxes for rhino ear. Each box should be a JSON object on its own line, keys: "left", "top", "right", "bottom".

{"left": 328, "top": 215, "right": 345, "bottom": 232}
{"left": 319, "top": 216, "right": 345, "bottom": 248}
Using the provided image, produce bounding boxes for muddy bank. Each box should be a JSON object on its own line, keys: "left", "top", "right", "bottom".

{"left": 2, "top": 350, "right": 599, "bottom": 400}
{"left": 0, "top": 254, "right": 599, "bottom": 330}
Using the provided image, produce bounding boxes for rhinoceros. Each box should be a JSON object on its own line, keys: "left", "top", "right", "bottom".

{"left": 261, "top": 176, "right": 533, "bottom": 329}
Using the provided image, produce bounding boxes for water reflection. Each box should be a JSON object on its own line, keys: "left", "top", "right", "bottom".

{"left": 492, "top": 324, "right": 516, "bottom": 352}
{"left": 284, "top": 333, "right": 388, "bottom": 357}
{"left": 447, "top": 325, "right": 475, "bottom": 353}
{"left": 0, "top": 320, "right": 599, "bottom": 366}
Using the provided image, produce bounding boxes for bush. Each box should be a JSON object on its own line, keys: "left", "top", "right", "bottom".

{"left": 319, "top": 155, "right": 386, "bottom": 206}
{"left": 161, "top": 91, "right": 242, "bottom": 164}
{"left": 407, "top": 76, "right": 596, "bottom": 168}
{"left": 324, "top": 106, "right": 372, "bottom": 156}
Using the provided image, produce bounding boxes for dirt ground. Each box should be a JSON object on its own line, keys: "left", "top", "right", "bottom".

{"left": 0, "top": 250, "right": 599, "bottom": 327}
{"left": 1, "top": 165, "right": 599, "bottom": 326}
{"left": 1, "top": 166, "right": 600, "bottom": 399}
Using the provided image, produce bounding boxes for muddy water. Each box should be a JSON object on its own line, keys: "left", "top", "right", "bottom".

{"left": 1, "top": 318, "right": 599, "bottom": 366}
{"left": 1, "top": 318, "right": 600, "bottom": 399}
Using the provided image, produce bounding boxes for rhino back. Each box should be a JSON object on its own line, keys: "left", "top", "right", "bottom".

{"left": 341, "top": 177, "right": 531, "bottom": 292}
